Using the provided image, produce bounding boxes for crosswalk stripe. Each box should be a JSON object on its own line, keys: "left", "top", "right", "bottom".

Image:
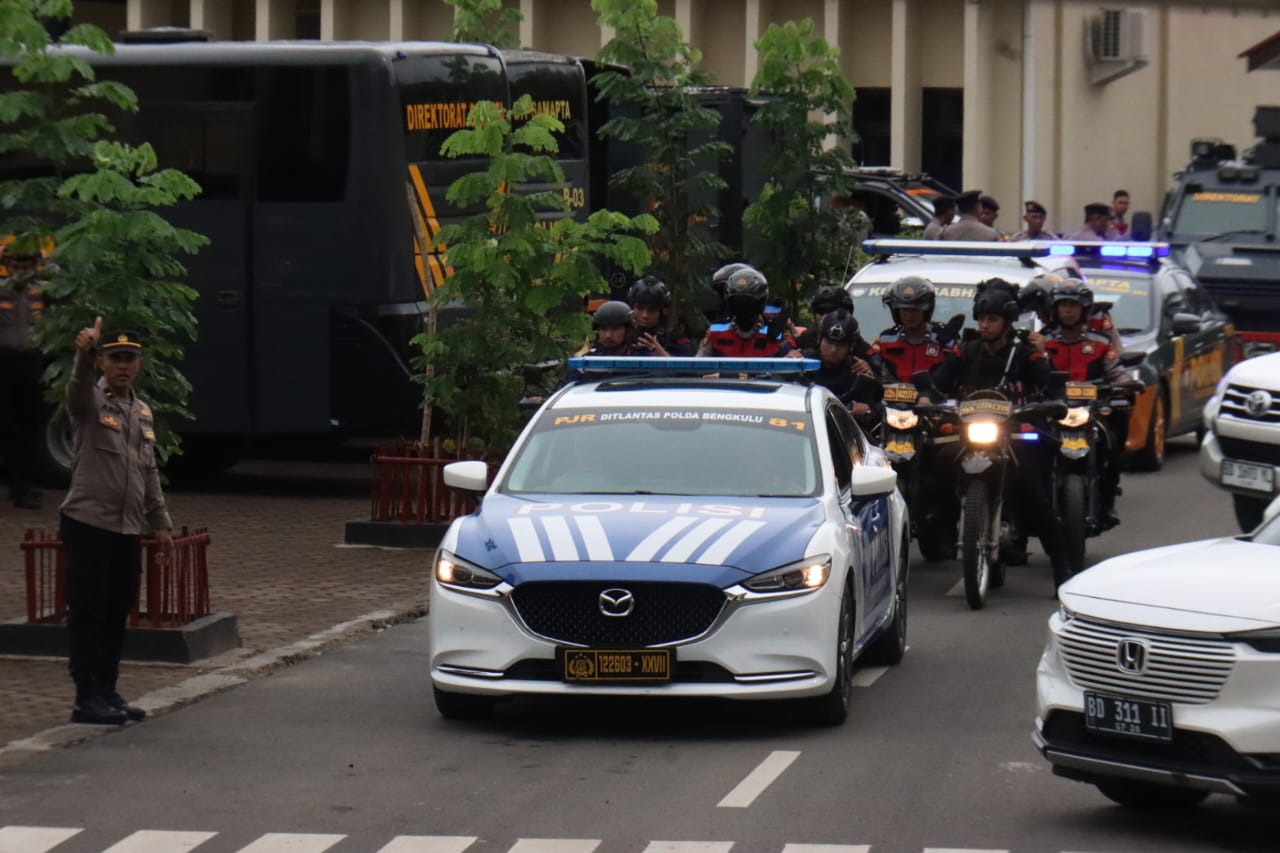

{"left": 376, "top": 837, "right": 477, "bottom": 853}
{"left": 0, "top": 826, "right": 81, "bottom": 853}
{"left": 717, "top": 750, "right": 801, "bottom": 808}
{"left": 944, "top": 579, "right": 965, "bottom": 596}
{"left": 236, "top": 834, "right": 346, "bottom": 852}
{"left": 507, "top": 840, "right": 600, "bottom": 853}
{"left": 644, "top": 844, "right": 734, "bottom": 852}
{"left": 781, "top": 846, "right": 871, "bottom": 853}
{"left": 104, "top": 831, "right": 217, "bottom": 853}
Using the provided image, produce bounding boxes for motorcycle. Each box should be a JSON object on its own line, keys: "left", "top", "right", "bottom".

{"left": 880, "top": 382, "right": 954, "bottom": 563}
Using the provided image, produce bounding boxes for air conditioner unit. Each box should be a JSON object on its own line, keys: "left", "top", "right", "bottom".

{"left": 1087, "top": 8, "right": 1149, "bottom": 84}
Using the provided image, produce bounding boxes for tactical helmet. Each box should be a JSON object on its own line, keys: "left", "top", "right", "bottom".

{"left": 592, "top": 300, "right": 634, "bottom": 329}
{"left": 627, "top": 275, "right": 671, "bottom": 308}
{"left": 1019, "top": 272, "right": 1060, "bottom": 317}
{"left": 820, "top": 309, "right": 859, "bottom": 344}
{"left": 712, "top": 262, "right": 751, "bottom": 291}
{"left": 1051, "top": 277, "right": 1094, "bottom": 311}
{"left": 882, "top": 275, "right": 937, "bottom": 323}
{"left": 972, "top": 278, "right": 1021, "bottom": 322}
{"left": 810, "top": 285, "right": 854, "bottom": 315}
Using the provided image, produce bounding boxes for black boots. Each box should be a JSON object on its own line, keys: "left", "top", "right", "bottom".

{"left": 71, "top": 695, "right": 127, "bottom": 725}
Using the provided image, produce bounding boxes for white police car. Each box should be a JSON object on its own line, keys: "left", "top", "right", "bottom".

{"left": 429, "top": 358, "right": 909, "bottom": 724}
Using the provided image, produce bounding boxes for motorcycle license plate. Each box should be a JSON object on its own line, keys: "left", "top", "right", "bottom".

{"left": 1222, "top": 460, "right": 1275, "bottom": 494}
{"left": 562, "top": 649, "right": 671, "bottom": 682}
{"left": 1065, "top": 383, "right": 1098, "bottom": 401}
{"left": 1084, "top": 692, "right": 1173, "bottom": 742}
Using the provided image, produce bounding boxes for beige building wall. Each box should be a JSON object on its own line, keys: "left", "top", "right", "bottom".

{"left": 104, "top": 0, "right": 1279, "bottom": 232}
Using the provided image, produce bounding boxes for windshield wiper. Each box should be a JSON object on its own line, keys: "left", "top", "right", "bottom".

{"left": 1199, "top": 228, "right": 1271, "bottom": 243}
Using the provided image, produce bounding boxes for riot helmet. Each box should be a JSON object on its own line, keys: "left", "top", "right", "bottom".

{"left": 592, "top": 300, "right": 634, "bottom": 329}
{"left": 810, "top": 285, "right": 854, "bottom": 316}
{"left": 1019, "top": 272, "right": 1060, "bottom": 319}
{"left": 820, "top": 309, "right": 859, "bottom": 345}
{"left": 972, "top": 278, "right": 1021, "bottom": 322}
{"left": 882, "top": 275, "right": 937, "bottom": 324}
{"left": 627, "top": 275, "right": 671, "bottom": 308}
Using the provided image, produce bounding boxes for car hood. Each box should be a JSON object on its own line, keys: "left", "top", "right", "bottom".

{"left": 1224, "top": 351, "right": 1280, "bottom": 391}
{"left": 451, "top": 493, "right": 827, "bottom": 586}
{"left": 1060, "top": 538, "right": 1280, "bottom": 632}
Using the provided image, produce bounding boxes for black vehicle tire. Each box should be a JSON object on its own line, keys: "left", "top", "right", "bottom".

{"left": 962, "top": 480, "right": 991, "bottom": 611}
{"left": 917, "top": 532, "right": 952, "bottom": 564}
{"left": 865, "top": 535, "right": 909, "bottom": 666}
{"left": 1061, "top": 473, "right": 1087, "bottom": 580}
{"left": 1232, "top": 494, "right": 1269, "bottom": 533}
{"left": 1131, "top": 388, "right": 1167, "bottom": 472}
{"left": 1094, "top": 779, "right": 1209, "bottom": 811}
{"left": 34, "top": 407, "right": 73, "bottom": 488}
{"left": 809, "top": 580, "right": 855, "bottom": 725}
{"left": 432, "top": 685, "right": 495, "bottom": 721}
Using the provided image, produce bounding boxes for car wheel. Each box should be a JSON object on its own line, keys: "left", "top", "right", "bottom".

{"left": 1232, "top": 494, "right": 1268, "bottom": 533}
{"left": 865, "top": 535, "right": 909, "bottom": 666}
{"left": 432, "top": 685, "right": 495, "bottom": 721}
{"left": 961, "top": 480, "right": 991, "bottom": 610}
{"left": 1094, "top": 779, "right": 1209, "bottom": 811}
{"left": 1131, "top": 388, "right": 1167, "bottom": 472}
{"left": 808, "top": 580, "right": 854, "bottom": 726}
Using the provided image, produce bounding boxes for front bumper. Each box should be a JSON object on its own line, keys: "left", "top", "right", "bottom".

{"left": 1199, "top": 424, "right": 1280, "bottom": 498}
{"left": 428, "top": 573, "right": 843, "bottom": 700}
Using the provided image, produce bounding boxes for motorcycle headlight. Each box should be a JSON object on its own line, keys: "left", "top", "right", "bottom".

{"left": 966, "top": 421, "right": 1001, "bottom": 444}
{"left": 885, "top": 409, "right": 919, "bottom": 430}
{"left": 435, "top": 550, "right": 502, "bottom": 590}
{"left": 1058, "top": 406, "right": 1091, "bottom": 428}
{"left": 742, "top": 555, "right": 832, "bottom": 593}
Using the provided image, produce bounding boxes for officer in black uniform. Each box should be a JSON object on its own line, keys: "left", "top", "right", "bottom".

{"left": 627, "top": 275, "right": 692, "bottom": 356}
{"left": 795, "top": 285, "right": 878, "bottom": 362}
{"left": 804, "top": 310, "right": 882, "bottom": 422}
{"left": 0, "top": 247, "right": 46, "bottom": 509}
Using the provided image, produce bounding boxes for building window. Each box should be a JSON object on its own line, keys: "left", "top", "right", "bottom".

{"left": 921, "top": 88, "right": 963, "bottom": 191}
{"left": 852, "top": 87, "right": 890, "bottom": 167}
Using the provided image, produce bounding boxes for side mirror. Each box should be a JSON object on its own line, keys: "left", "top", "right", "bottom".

{"left": 1130, "top": 211, "right": 1153, "bottom": 242}
{"left": 851, "top": 465, "right": 898, "bottom": 499}
{"left": 443, "top": 460, "right": 489, "bottom": 497}
{"left": 1172, "top": 312, "right": 1202, "bottom": 335}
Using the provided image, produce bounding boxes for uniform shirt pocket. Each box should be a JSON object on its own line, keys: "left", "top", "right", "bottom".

{"left": 94, "top": 412, "right": 125, "bottom": 453}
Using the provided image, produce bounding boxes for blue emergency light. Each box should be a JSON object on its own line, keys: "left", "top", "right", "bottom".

{"left": 862, "top": 239, "right": 1054, "bottom": 259}
{"left": 568, "top": 356, "right": 822, "bottom": 374}
{"left": 1039, "top": 241, "right": 1169, "bottom": 260}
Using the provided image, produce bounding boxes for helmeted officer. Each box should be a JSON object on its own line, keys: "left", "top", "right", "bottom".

{"left": 0, "top": 245, "right": 46, "bottom": 509}
{"left": 874, "top": 276, "right": 961, "bottom": 382}
{"left": 795, "top": 285, "right": 879, "bottom": 362}
{"left": 627, "top": 275, "right": 692, "bottom": 357}
{"left": 698, "top": 268, "right": 791, "bottom": 357}
{"left": 61, "top": 320, "right": 174, "bottom": 725}
{"left": 803, "top": 310, "right": 881, "bottom": 420}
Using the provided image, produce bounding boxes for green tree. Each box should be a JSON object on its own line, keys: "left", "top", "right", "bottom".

{"left": 0, "top": 0, "right": 205, "bottom": 465}
{"left": 743, "top": 18, "right": 859, "bottom": 314}
{"left": 591, "top": 0, "right": 729, "bottom": 334}
{"left": 446, "top": 0, "right": 522, "bottom": 48}
{"left": 414, "top": 95, "right": 655, "bottom": 453}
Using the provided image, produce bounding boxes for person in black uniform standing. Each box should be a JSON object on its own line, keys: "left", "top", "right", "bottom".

{"left": 61, "top": 319, "right": 174, "bottom": 725}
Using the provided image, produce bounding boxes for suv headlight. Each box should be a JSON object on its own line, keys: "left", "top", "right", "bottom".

{"left": 743, "top": 555, "right": 832, "bottom": 593}
{"left": 1232, "top": 628, "right": 1280, "bottom": 654}
{"left": 435, "top": 550, "right": 503, "bottom": 590}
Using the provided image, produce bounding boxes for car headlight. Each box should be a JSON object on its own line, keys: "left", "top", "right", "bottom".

{"left": 885, "top": 409, "right": 919, "bottom": 430}
{"left": 966, "top": 421, "right": 1001, "bottom": 444}
{"left": 742, "top": 555, "right": 832, "bottom": 593}
{"left": 1058, "top": 406, "right": 1090, "bottom": 428}
{"left": 1231, "top": 628, "right": 1280, "bottom": 654}
{"left": 434, "top": 550, "right": 502, "bottom": 590}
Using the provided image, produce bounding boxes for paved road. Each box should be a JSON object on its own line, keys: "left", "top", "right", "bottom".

{"left": 1, "top": 439, "right": 1276, "bottom": 852}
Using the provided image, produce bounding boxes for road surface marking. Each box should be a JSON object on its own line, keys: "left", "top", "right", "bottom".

{"left": 377, "top": 838, "right": 477, "bottom": 853}
{"left": 945, "top": 579, "right": 965, "bottom": 596}
{"left": 643, "top": 845, "right": 734, "bottom": 852}
{"left": 104, "top": 831, "right": 217, "bottom": 853}
{"left": 508, "top": 841, "right": 600, "bottom": 853}
{"left": 852, "top": 666, "right": 889, "bottom": 687}
{"left": 237, "top": 834, "right": 345, "bottom": 852}
{"left": 717, "top": 749, "right": 801, "bottom": 808}
{"left": 0, "top": 826, "right": 81, "bottom": 852}
{"left": 782, "top": 846, "right": 871, "bottom": 853}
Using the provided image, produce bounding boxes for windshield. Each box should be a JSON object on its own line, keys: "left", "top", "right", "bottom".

{"left": 503, "top": 407, "right": 820, "bottom": 497}
{"left": 1171, "top": 189, "right": 1274, "bottom": 238}
{"left": 1075, "top": 271, "right": 1155, "bottom": 334}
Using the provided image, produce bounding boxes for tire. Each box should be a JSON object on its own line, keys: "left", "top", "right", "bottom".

{"left": 1131, "top": 388, "right": 1167, "bottom": 472}
{"left": 865, "top": 536, "right": 909, "bottom": 666}
{"left": 34, "top": 407, "right": 73, "bottom": 488}
{"left": 1232, "top": 494, "right": 1269, "bottom": 533}
{"left": 809, "top": 581, "right": 854, "bottom": 725}
{"left": 432, "top": 685, "right": 495, "bottom": 721}
{"left": 961, "top": 480, "right": 991, "bottom": 611}
{"left": 917, "top": 534, "right": 951, "bottom": 564}
{"left": 1060, "top": 472, "right": 1087, "bottom": 581}
{"left": 1094, "top": 779, "right": 1210, "bottom": 811}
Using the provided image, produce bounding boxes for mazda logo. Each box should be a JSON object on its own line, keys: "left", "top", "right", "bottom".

{"left": 598, "top": 588, "right": 634, "bottom": 618}
{"left": 1246, "top": 389, "right": 1273, "bottom": 417}
{"left": 1116, "top": 638, "right": 1149, "bottom": 675}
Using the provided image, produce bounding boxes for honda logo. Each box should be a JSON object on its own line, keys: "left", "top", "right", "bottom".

{"left": 1116, "top": 638, "right": 1149, "bottom": 675}
{"left": 598, "top": 588, "right": 634, "bottom": 618}
{"left": 1246, "top": 389, "right": 1273, "bottom": 417}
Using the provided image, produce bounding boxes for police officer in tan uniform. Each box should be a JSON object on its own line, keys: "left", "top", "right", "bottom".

{"left": 61, "top": 319, "right": 174, "bottom": 725}
{"left": 0, "top": 247, "right": 46, "bottom": 509}
{"left": 941, "top": 190, "right": 1001, "bottom": 241}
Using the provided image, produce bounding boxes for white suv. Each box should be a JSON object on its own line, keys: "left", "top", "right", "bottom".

{"left": 1201, "top": 352, "right": 1280, "bottom": 531}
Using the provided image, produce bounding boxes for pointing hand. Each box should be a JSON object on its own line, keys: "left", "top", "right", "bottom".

{"left": 75, "top": 316, "right": 102, "bottom": 352}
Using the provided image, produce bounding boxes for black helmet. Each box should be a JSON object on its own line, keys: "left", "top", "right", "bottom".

{"left": 972, "top": 278, "right": 1021, "bottom": 322}
{"left": 723, "top": 268, "right": 769, "bottom": 328}
{"left": 1019, "top": 273, "right": 1060, "bottom": 316}
{"left": 628, "top": 275, "right": 671, "bottom": 308}
{"left": 882, "top": 275, "right": 936, "bottom": 323}
{"left": 592, "top": 300, "right": 634, "bottom": 329}
{"left": 810, "top": 285, "right": 854, "bottom": 315}
{"left": 1051, "top": 277, "right": 1094, "bottom": 311}
{"left": 820, "top": 309, "right": 859, "bottom": 344}
{"left": 712, "top": 262, "right": 751, "bottom": 292}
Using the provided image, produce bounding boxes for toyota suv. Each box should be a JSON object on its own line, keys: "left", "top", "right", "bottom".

{"left": 1201, "top": 352, "right": 1280, "bottom": 531}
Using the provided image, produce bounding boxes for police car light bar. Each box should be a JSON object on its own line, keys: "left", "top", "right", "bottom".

{"left": 1038, "top": 241, "right": 1170, "bottom": 260}
{"left": 861, "top": 239, "right": 1054, "bottom": 259}
{"left": 568, "top": 356, "right": 822, "bottom": 374}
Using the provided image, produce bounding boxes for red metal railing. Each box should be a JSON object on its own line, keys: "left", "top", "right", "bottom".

{"left": 20, "top": 527, "right": 212, "bottom": 627}
{"left": 369, "top": 440, "right": 498, "bottom": 524}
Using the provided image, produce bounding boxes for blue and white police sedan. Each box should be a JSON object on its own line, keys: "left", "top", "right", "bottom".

{"left": 429, "top": 358, "right": 910, "bottom": 724}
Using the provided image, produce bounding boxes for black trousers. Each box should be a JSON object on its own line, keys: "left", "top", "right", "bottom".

{"left": 0, "top": 348, "right": 44, "bottom": 497}
{"left": 61, "top": 514, "right": 141, "bottom": 702}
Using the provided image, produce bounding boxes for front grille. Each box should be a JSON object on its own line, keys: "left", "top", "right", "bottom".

{"left": 1220, "top": 384, "right": 1280, "bottom": 423}
{"left": 510, "top": 581, "right": 727, "bottom": 646}
{"left": 505, "top": 659, "right": 736, "bottom": 683}
{"left": 1218, "top": 436, "right": 1280, "bottom": 466}
{"left": 1057, "top": 618, "right": 1234, "bottom": 704}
